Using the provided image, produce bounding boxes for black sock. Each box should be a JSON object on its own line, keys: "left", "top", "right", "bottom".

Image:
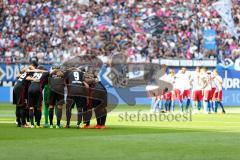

{"left": 77, "top": 108, "right": 82, "bottom": 125}
{"left": 57, "top": 108, "right": 62, "bottom": 126}
{"left": 66, "top": 108, "right": 72, "bottom": 126}
{"left": 16, "top": 107, "right": 21, "bottom": 126}
{"left": 34, "top": 109, "right": 38, "bottom": 123}
{"left": 29, "top": 109, "right": 34, "bottom": 125}
{"left": 20, "top": 108, "right": 26, "bottom": 125}
{"left": 97, "top": 118, "right": 101, "bottom": 125}
{"left": 49, "top": 108, "right": 54, "bottom": 125}
{"left": 36, "top": 110, "right": 42, "bottom": 126}
{"left": 101, "top": 115, "right": 107, "bottom": 126}
{"left": 25, "top": 107, "right": 30, "bottom": 122}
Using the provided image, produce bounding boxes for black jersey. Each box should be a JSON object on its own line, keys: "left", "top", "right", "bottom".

{"left": 49, "top": 71, "right": 65, "bottom": 94}
{"left": 64, "top": 70, "right": 87, "bottom": 96}
{"left": 15, "top": 72, "right": 29, "bottom": 87}
{"left": 28, "top": 72, "right": 49, "bottom": 93}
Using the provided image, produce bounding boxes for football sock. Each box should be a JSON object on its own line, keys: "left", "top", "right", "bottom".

{"left": 57, "top": 108, "right": 62, "bottom": 126}
{"left": 16, "top": 107, "right": 21, "bottom": 125}
{"left": 101, "top": 115, "right": 107, "bottom": 126}
{"left": 170, "top": 101, "right": 175, "bottom": 111}
{"left": 66, "top": 108, "right": 72, "bottom": 126}
{"left": 214, "top": 101, "right": 218, "bottom": 112}
{"left": 97, "top": 117, "right": 101, "bottom": 125}
{"left": 44, "top": 105, "right": 49, "bottom": 124}
{"left": 197, "top": 101, "right": 202, "bottom": 110}
{"left": 29, "top": 109, "right": 34, "bottom": 125}
{"left": 159, "top": 100, "right": 163, "bottom": 110}
{"left": 20, "top": 107, "right": 26, "bottom": 125}
{"left": 49, "top": 108, "right": 54, "bottom": 125}
{"left": 77, "top": 107, "right": 83, "bottom": 125}
{"left": 207, "top": 101, "right": 211, "bottom": 112}
{"left": 179, "top": 100, "right": 183, "bottom": 112}
{"left": 192, "top": 101, "right": 196, "bottom": 111}
{"left": 186, "top": 99, "right": 190, "bottom": 111}
{"left": 36, "top": 110, "right": 42, "bottom": 126}
{"left": 25, "top": 107, "right": 29, "bottom": 122}
{"left": 218, "top": 102, "right": 225, "bottom": 112}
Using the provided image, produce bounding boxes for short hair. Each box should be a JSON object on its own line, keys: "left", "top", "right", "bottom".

{"left": 30, "top": 61, "right": 38, "bottom": 68}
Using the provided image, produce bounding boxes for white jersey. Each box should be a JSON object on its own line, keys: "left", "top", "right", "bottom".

{"left": 213, "top": 75, "right": 223, "bottom": 91}
{"left": 211, "top": 73, "right": 217, "bottom": 89}
{"left": 191, "top": 72, "right": 202, "bottom": 91}
{"left": 174, "top": 74, "right": 185, "bottom": 91}
{"left": 176, "top": 72, "right": 191, "bottom": 90}
{"left": 202, "top": 73, "right": 212, "bottom": 91}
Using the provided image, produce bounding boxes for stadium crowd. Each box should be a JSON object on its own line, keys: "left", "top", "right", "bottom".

{"left": 0, "top": 0, "right": 240, "bottom": 64}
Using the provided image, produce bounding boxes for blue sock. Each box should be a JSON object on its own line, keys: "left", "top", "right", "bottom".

{"left": 197, "top": 101, "right": 202, "bottom": 110}
{"left": 207, "top": 101, "right": 211, "bottom": 112}
{"left": 179, "top": 100, "right": 183, "bottom": 112}
{"left": 159, "top": 100, "right": 163, "bottom": 110}
{"left": 171, "top": 101, "right": 175, "bottom": 111}
{"left": 153, "top": 99, "right": 160, "bottom": 112}
{"left": 192, "top": 101, "right": 196, "bottom": 111}
{"left": 186, "top": 99, "right": 190, "bottom": 111}
{"left": 218, "top": 102, "right": 225, "bottom": 112}
{"left": 214, "top": 101, "right": 218, "bottom": 113}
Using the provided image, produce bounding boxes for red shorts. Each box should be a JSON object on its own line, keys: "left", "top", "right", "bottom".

{"left": 182, "top": 89, "right": 190, "bottom": 99}
{"left": 203, "top": 90, "right": 212, "bottom": 101}
{"left": 192, "top": 90, "right": 203, "bottom": 101}
{"left": 174, "top": 89, "right": 183, "bottom": 101}
{"left": 213, "top": 90, "right": 222, "bottom": 101}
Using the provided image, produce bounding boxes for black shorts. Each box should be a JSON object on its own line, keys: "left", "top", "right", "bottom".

{"left": 66, "top": 96, "right": 87, "bottom": 109}
{"left": 28, "top": 88, "right": 42, "bottom": 108}
{"left": 90, "top": 82, "right": 107, "bottom": 108}
{"left": 13, "top": 85, "right": 26, "bottom": 106}
{"left": 49, "top": 90, "right": 65, "bottom": 106}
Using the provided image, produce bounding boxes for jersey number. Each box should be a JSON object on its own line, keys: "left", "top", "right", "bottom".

{"left": 33, "top": 73, "right": 43, "bottom": 80}
{"left": 73, "top": 72, "right": 79, "bottom": 81}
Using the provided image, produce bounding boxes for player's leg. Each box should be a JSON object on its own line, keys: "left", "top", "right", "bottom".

{"left": 56, "top": 94, "right": 64, "bottom": 128}
{"left": 48, "top": 90, "right": 55, "bottom": 128}
{"left": 79, "top": 97, "right": 91, "bottom": 128}
{"left": 19, "top": 104, "right": 27, "bottom": 127}
{"left": 28, "top": 90, "right": 36, "bottom": 127}
{"left": 43, "top": 85, "right": 50, "bottom": 127}
{"left": 185, "top": 90, "right": 191, "bottom": 112}
{"left": 65, "top": 97, "right": 74, "bottom": 128}
{"left": 217, "top": 91, "right": 225, "bottom": 113}
{"left": 35, "top": 93, "right": 43, "bottom": 128}
{"left": 171, "top": 91, "right": 175, "bottom": 112}
{"left": 153, "top": 98, "right": 160, "bottom": 113}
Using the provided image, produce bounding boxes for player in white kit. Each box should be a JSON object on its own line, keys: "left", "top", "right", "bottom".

{"left": 190, "top": 67, "right": 203, "bottom": 113}
{"left": 176, "top": 68, "right": 191, "bottom": 112}
{"left": 202, "top": 69, "right": 213, "bottom": 113}
{"left": 212, "top": 69, "right": 226, "bottom": 114}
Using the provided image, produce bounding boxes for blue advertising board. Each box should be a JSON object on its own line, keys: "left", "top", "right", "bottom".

{"left": 204, "top": 29, "right": 217, "bottom": 50}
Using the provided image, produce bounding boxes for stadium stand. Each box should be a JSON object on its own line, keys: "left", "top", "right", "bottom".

{"left": 0, "top": 0, "right": 239, "bottom": 64}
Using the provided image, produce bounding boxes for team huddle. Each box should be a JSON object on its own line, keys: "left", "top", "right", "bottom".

{"left": 13, "top": 61, "right": 107, "bottom": 129}
{"left": 150, "top": 67, "right": 225, "bottom": 114}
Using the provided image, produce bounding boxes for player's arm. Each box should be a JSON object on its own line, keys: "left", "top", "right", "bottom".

{"left": 26, "top": 69, "right": 47, "bottom": 73}
{"left": 26, "top": 76, "right": 39, "bottom": 82}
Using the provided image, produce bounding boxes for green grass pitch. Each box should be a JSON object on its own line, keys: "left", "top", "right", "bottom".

{"left": 0, "top": 104, "right": 240, "bottom": 160}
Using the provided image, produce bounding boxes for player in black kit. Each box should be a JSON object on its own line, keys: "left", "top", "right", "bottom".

{"left": 13, "top": 62, "right": 38, "bottom": 127}
{"left": 26, "top": 66, "right": 49, "bottom": 128}
{"left": 48, "top": 65, "right": 65, "bottom": 128}
{"left": 64, "top": 67, "right": 89, "bottom": 128}
{"left": 84, "top": 70, "right": 107, "bottom": 129}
